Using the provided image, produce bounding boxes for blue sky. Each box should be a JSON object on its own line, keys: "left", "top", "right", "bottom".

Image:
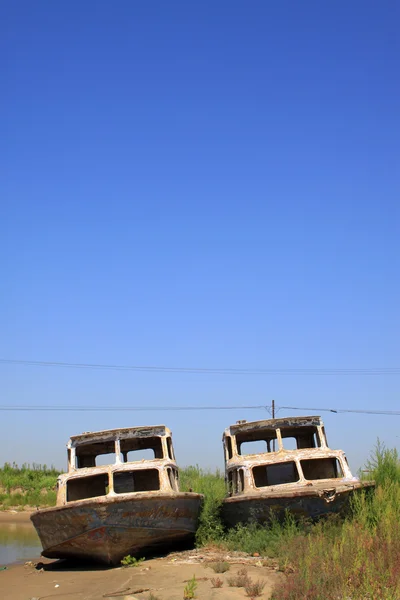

{"left": 1, "top": 1, "right": 399, "bottom": 472}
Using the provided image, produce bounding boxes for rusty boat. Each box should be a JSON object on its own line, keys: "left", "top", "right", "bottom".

{"left": 221, "top": 416, "right": 375, "bottom": 527}
{"left": 31, "top": 426, "right": 203, "bottom": 565}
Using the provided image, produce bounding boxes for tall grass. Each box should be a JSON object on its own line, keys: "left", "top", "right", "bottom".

{"left": 180, "top": 465, "right": 226, "bottom": 544}
{"left": 0, "top": 463, "right": 60, "bottom": 508}
{"left": 270, "top": 444, "right": 400, "bottom": 600}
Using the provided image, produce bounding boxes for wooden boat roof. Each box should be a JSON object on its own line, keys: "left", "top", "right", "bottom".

{"left": 69, "top": 425, "right": 170, "bottom": 447}
{"left": 225, "top": 416, "right": 322, "bottom": 437}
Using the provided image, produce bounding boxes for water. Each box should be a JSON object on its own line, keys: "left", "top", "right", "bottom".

{"left": 0, "top": 520, "right": 42, "bottom": 566}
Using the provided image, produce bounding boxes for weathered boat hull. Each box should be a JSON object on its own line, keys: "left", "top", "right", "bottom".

{"left": 221, "top": 481, "right": 375, "bottom": 527}
{"left": 31, "top": 492, "right": 202, "bottom": 565}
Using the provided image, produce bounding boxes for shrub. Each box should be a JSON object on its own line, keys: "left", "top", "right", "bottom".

{"left": 209, "top": 561, "right": 230, "bottom": 573}
{"left": 120, "top": 555, "right": 145, "bottom": 567}
{"left": 227, "top": 568, "right": 251, "bottom": 587}
{"left": 210, "top": 577, "right": 224, "bottom": 588}
{"left": 245, "top": 579, "right": 266, "bottom": 597}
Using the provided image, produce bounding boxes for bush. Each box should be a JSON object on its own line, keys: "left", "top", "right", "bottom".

{"left": 209, "top": 561, "right": 230, "bottom": 573}
{"left": 227, "top": 568, "right": 251, "bottom": 587}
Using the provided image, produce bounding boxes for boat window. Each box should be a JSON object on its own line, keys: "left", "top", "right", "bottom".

{"left": 96, "top": 453, "right": 117, "bottom": 466}
{"left": 120, "top": 437, "right": 164, "bottom": 461}
{"left": 253, "top": 461, "right": 299, "bottom": 488}
{"left": 238, "top": 468, "right": 244, "bottom": 493}
{"left": 227, "top": 471, "right": 234, "bottom": 496}
{"left": 124, "top": 448, "right": 155, "bottom": 461}
{"left": 225, "top": 436, "right": 233, "bottom": 459}
{"left": 301, "top": 458, "right": 343, "bottom": 480}
{"left": 237, "top": 433, "right": 278, "bottom": 455}
{"left": 167, "top": 467, "right": 178, "bottom": 491}
{"left": 113, "top": 469, "right": 160, "bottom": 493}
{"left": 167, "top": 437, "right": 175, "bottom": 460}
{"left": 280, "top": 427, "right": 321, "bottom": 450}
{"left": 227, "top": 469, "right": 245, "bottom": 494}
{"left": 67, "top": 473, "right": 109, "bottom": 502}
{"left": 75, "top": 441, "right": 116, "bottom": 468}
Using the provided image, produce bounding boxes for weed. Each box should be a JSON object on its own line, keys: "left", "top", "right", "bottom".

{"left": 227, "top": 568, "right": 251, "bottom": 587}
{"left": 120, "top": 555, "right": 145, "bottom": 567}
{"left": 180, "top": 465, "right": 225, "bottom": 545}
{"left": 270, "top": 443, "right": 400, "bottom": 599}
{"left": 245, "top": 579, "right": 266, "bottom": 597}
{"left": 209, "top": 561, "right": 230, "bottom": 573}
{"left": 183, "top": 575, "right": 197, "bottom": 599}
{"left": 210, "top": 577, "right": 224, "bottom": 588}
{"left": 148, "top": 594, "right": 161, "bottom": 600}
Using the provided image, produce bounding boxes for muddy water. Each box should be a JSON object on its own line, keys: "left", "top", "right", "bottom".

{"left": 0, "top": 520, "right": 41, "bottom": 565}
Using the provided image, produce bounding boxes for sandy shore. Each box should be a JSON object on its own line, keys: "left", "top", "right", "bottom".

{"left": 0, "top": 510, "right": 33, "bottom": 523}
{"left": 1, "top": 549, "right": 282, "bottom": 600}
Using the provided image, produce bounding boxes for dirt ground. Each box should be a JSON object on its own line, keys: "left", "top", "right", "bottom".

{"left": 0, "top": 512, "right": 282, "bottom": 600}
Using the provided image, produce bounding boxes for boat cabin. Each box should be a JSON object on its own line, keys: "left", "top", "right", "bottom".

{"left": 223, "top": 416, "right": 355, "bottom": 496}
{"left": 56, "top": 426, "right": 180, "bottom": 505}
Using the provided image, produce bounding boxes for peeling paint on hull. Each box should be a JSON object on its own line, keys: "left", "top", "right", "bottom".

{"left": 31, "top": 493, "right": 202, "bottom": 565}
{"left": 222, "top": 481, "right": 375, "bottom": 527}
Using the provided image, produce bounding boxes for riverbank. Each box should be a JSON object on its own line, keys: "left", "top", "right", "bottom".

{"left": 1, "top": 549, "right": 281, "bottom": 600}
{"left": 0, "top": 511, "right": 33, "bottom": 523}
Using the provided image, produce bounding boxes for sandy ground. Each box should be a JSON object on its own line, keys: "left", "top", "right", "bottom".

{"left": 0, "top": 510, "right": 282, "bottom": 599}
{"left": 1, "top": 548, "right": 282, "bottom": 600}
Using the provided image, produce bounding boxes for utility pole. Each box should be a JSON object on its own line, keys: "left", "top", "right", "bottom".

{"left": 272, "top": 399, "right": 276, "bottom": 451}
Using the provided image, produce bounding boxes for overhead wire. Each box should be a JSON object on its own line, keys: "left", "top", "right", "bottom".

{"left": 0, "top": 404, "right": 399, "bottom": 415}
{"left": 1, "top": 358, "right": 400, "bottom": 375}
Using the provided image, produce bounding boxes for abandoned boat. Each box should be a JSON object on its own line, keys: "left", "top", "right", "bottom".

{"left": 31, "top": 425, "right": 203, "bottom": 565}
{"left": 221, "top": 416, "right": 374, "bottom": 527}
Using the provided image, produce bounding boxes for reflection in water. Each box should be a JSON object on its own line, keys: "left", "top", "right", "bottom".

{"left": 0, "top": 522, "right": 41, "bottom": 565}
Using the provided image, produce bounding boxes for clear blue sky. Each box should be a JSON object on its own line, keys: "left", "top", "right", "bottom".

{"left": 1, "top": 1, "right": 399, "bottom": 472}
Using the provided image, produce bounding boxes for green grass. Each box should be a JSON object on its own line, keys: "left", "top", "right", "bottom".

{"left": 0, "top": 462, "right": 60, "bottom": 508}
{"left": 269, "top": 443, "right": 400, "bottom": 600}
{"left": 179, "top": 465, "right": 226, "bottom": 545}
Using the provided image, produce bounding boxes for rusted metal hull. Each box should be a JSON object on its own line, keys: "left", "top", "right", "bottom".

{"left": 31, "top": 492, "right": 202, "bottom": 565}
{"left": 222, "top": 481, "right": 375, "bottom": 527}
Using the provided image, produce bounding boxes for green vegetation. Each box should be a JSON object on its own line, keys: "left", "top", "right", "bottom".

{"left": 179, "top": 465, "right": 226, "bottom": 545}
{"left": 268, "top": 444, "right": 400, "bottom": 600}
{"left": 0, "top": 462, "right": 60, "bottom": 509}
{"left": 183, "top": 574, "right": 197, "bottom": 599}
{"left": 208, "top": 560, "right": 230, "bottom": 573}
{"left": 120, "top": 554, "right": 145, "bottom": 567}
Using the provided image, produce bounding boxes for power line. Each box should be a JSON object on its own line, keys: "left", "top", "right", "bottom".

{"left": 280, "top": 406, "right": 400, "bottom": 416}
{"left": 0, "top": 404, "right": 399, "bottom": 415}
{"left": 1, "top": 358, "right": 400, "bottom": 375}
{"left": 0, "top": 405, "right": 265, "bottom": 412}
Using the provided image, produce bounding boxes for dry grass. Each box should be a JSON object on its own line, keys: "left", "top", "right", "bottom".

{"left": 210, "top": 577, "right": 224, "bottom": 588}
